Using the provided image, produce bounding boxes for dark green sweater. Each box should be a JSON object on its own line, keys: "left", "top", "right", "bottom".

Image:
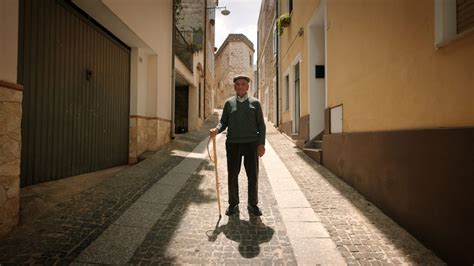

{"left": 216, "top": 96, "right": 266, "bottom": 145}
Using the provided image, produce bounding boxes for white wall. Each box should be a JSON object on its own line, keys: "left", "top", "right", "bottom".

{"left": 75, "top": 0, "right": 173, "bottom": 120}
{"left": 0, "top": 0, "right": 18, "bottom": 83}
{"left": 102, "top": 0, "right": 172, "bottom": 120}
{"left": 308, "top": 2, "right": 326, "bottom": 139}
{"left": 147, "top": 54, "right": 158, "bottom": 117}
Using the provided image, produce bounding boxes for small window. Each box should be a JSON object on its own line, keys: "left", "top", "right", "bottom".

{"left": 435, "top": 0, "right": 474, "bottom": 47}
{"left": 288, "top": 0, "right": 293, "bottom": 14}
{"left": 457, "top": 0, "right": 474, "bottom": 34}
{"left": 250, "top": 54, "right": 252, "bottom": 65}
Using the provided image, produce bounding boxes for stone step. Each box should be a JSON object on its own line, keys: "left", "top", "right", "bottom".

{"left": 304, "top": 140, "right": 323, "bottom": 149}
{"left": 303, "top": 148, "right": 322, "bottom": 164}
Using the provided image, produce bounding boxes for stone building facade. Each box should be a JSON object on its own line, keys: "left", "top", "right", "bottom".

{"left": 257, "top": 0, "right": 277, "bottom": 123}
{"left": 214, "top": 34, "right": 255, "bottom": 108}
{"left": 174, "top": 0, "right": 216, "bottom": 132}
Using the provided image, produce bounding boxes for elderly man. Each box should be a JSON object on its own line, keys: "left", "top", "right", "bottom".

{"left": 209, "top": 75, "right": 266, "bottom": 216}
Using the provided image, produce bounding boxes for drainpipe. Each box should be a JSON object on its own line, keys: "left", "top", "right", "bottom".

{"left": 256, "top": 30, "right": 259, "bottom": 99}
{"left": 203, "top": 0, "right": 207, "bottom": 120}
{"left": 171, "top": 0, "right": 176, "bottom": 139}
{"left": 275, "top": 0, "right": 280, "bottom": 127}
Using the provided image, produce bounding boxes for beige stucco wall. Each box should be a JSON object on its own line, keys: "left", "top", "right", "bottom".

{"left": 205, "top": 6, "right": 216, "bottom": 118}
{"left": 257, "top": 0, "right": 277, "bottom": 123}
{"left": 326, "top": 0, "right": 474, "bottom": 132}
{"left": 189, "top": 51, "right": 205, "bottom": 131}
{"left": 279, "top": 0, "right": 320, "bottom": 124}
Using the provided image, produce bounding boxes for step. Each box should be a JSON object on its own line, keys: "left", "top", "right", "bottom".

{"left": 303, "top": 148, "right": 322, "bottom": 164}
{"left": 304, "top": 140, "right": 323, "bottom": 149}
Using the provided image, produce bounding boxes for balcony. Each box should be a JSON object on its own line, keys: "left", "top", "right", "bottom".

{"left": 174, "top": 27, "right": 194, "bottom": 72}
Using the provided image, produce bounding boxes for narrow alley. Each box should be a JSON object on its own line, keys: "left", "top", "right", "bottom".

{"left": 1, "top": 0, "right": 472, "bottom": 264}
{"left": 0, "top": 112, "right": 442, "bottom": 265}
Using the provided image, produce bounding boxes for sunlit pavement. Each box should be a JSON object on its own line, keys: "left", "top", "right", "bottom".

{"left": 0, "top": 111, "right": 443, "bottom": 265}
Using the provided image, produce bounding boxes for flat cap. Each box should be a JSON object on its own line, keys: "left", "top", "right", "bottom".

{"left": 233, "top": 75, "right": 250, "bottom": 83}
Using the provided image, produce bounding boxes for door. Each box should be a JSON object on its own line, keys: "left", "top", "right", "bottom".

{"left": 293, "top": 62, "right": 301, "bottom": 133}
{"left": 175, "top": 86, "right": 189, "bottom": 134}
{"left": 19, "top": 0, "right": 131, "bottom": 186}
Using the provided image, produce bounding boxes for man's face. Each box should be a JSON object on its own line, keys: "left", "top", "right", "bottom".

{"left": 234, "top": 79, "right": 249, "bottom": 97}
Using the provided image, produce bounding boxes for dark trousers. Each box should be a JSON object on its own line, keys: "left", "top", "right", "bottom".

{"left": 226, "top": 141, "right": 259, "bottom": 207}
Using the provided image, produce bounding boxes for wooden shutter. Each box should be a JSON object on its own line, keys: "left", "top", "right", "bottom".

{"left": 457, "top": 0, "right": 474, "bottom": 34}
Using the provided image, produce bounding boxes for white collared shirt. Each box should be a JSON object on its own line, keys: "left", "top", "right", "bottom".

{"left": 237, "top": 94, "right": 249, "bottom": 102}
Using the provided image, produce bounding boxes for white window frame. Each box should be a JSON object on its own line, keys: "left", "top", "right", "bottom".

{"left": 435, "top": 0, "right": 474, "bottom": 48}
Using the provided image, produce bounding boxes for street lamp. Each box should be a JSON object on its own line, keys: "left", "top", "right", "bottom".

{"left": 207, "top": 6, "right": 231, "bottom": 16}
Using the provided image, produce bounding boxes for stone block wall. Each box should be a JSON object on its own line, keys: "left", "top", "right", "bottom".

{"left": 0, "top": 81, "right": 22, "bottom": 237}
{"left": 215, "top": 34, "right": 255, "bottom": 108}
{"left": 129, "top": 116, "right": 171, "bottom": 164}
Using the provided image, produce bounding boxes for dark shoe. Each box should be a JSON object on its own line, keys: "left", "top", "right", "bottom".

{"left": 225, "top": 205, "right": 239, "bottom": 216}
{"left": 247, "top": 205, "right": 262, "bottom": 216}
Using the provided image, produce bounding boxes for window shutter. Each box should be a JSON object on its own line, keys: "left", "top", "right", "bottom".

{"left": 457, "top": 0, "right": 474, "bottom": 34}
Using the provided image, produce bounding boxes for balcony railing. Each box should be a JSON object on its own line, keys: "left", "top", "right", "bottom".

{"left": 175, "top": 27, "right": 193, "bottom": 72}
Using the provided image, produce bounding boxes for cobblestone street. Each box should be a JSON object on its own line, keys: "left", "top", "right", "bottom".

{"left": 0, "top": 113, "right": 443, "bottom": 265}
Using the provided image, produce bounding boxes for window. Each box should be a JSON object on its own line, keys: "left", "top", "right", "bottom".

{"left": 435, "top": 0, "right": 474, "bottom": 47}
{"left": 285, "top": 75, "right": 290, "bottom": 111}
{"left": 288, "top": 0, "right": 293, "bottom": 14}
{"left": 250, "top": 54, "right": 252, "bottom": 65}
{"left": 293, "top": 62, "right": 300, "bottom": 133}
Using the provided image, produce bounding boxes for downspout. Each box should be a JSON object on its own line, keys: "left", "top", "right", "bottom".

{"left": 203, "top": 0, "right": 207, "bottom": 119}
{"left": 256, "top": 30, "right": 259, "bottom": 99}
{"left": 171, "top": 0, "right": 176, "bottom": 139}
{"left": 275, "top": 0, "right": 280, "bottom": 127}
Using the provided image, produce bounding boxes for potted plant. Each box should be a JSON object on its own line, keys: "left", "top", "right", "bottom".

{"left": 277, "top": 13, "right": 291, "bottom": 35}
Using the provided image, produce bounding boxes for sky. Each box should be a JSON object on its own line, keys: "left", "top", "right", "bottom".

{"left": 214, "top": 0, "right": 262, "bottom": 64}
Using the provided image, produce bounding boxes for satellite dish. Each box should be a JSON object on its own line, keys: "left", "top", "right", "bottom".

{"left": 221, "top": 9, "right": 230, "bottom": 16}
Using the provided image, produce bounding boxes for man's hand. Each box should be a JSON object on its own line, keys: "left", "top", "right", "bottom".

{"left": 209, "top": 128, "right": 218, "bottom": 138}
{"left": 257, "top": 144, "right": 265, "bottom": 157}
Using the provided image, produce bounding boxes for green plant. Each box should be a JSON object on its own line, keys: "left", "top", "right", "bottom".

{"left": 276, "top": 13, "right": 291, "bottom": 36}
{"left": 174, "top": 0, "right": 184, "bottom": 23}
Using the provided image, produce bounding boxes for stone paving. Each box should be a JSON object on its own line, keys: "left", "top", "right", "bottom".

{"left": 0, "top": 116, "right": 220, "bottom": 264}
{"left": 128, "top": 133, "right": 296, "bottom": 264}
{"left": 0, "top": 111, "right": 445, "bottom": 265}
{"left": 265, "top": 125, "right": 444, "bottom": 265}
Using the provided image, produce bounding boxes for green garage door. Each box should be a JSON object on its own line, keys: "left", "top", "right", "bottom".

{"left": 19, "top": 0, "right": 130, "bottom": 186}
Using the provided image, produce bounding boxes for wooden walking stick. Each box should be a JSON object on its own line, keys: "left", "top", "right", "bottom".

{"left": 211, "top": 136, "right": 222, "bottom": 218}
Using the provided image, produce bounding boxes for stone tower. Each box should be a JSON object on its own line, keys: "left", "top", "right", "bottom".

{"left": 214, "top": 34, "right": 255, "bottom": 108}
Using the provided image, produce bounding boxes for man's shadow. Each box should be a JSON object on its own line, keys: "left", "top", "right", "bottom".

{"left": 207, "top": 215, "right": 274, "bottom": 258}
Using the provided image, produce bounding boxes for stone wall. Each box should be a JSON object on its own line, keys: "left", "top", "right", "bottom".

{"left": 0, "top": 81, "right": 22, "bottom": 237}
{"left": 176, "top": 0, "right": 204, "bottom": 32}
{"left": 129, "top": 116, "right": 171, "bottom": 164}
{"left": 215, "top": 34, "right": 255, "bottom": 108}
{"left": 257, "top": 0, "right": 277, "bottom": 123}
